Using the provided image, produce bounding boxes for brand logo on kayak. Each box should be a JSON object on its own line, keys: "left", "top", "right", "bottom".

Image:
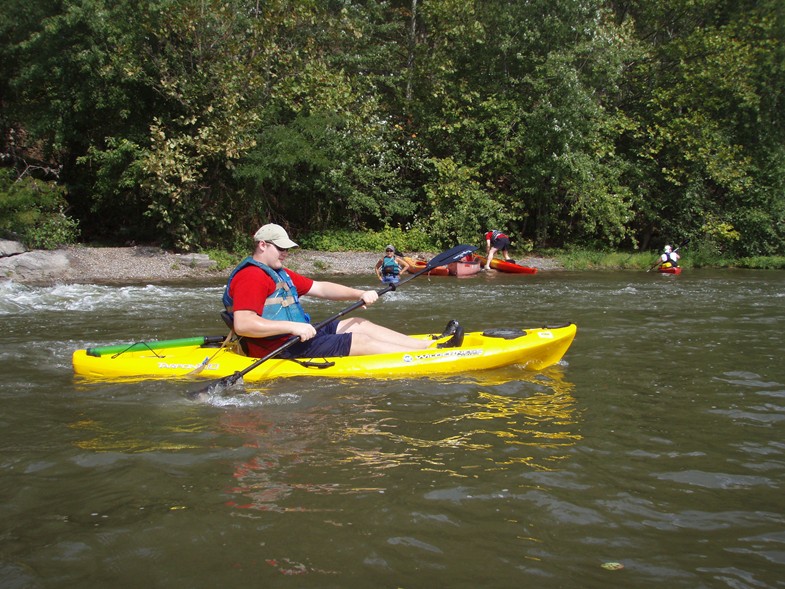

{"left": 538, "top": 331, "right": 553, "bottom": 339}
{"left": 403, "top": 349, "right": 482, "bottom": 362}
{"left": 158, "top": 362, "right": 219, "bottom": 371}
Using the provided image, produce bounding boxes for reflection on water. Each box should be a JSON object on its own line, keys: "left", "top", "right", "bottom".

{"left": 69, "top": 416, "right": 205, "bottom": 453}
{"left": 220, "top": 368, "right": 579, "bottom": 515}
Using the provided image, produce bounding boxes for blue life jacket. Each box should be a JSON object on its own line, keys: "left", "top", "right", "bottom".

{"left": 381, "top": 256, "right": 400, "bottom": 276}
{"left": 222, "top": 257, "right": 310, "bottom": 324}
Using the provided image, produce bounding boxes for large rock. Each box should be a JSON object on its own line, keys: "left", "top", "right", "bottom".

{"left": 0, "top": 250, "right": 70, "bottom": 282}
{"left": 0, "top": 239, "right": 26, "bottom": 257}
{"left": 175, "top": 253, "right": 217, "bottom": 269}
{"left": 0, "top": 244, "right": 225, "bottom": 284}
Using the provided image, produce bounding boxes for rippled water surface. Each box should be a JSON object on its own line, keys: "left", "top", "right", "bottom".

{"left": 1, "top": 269, "right": 784, "bottom": 588}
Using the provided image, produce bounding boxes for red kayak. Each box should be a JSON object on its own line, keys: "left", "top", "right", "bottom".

{"left": 475, "top": 255, "right": 537, "bottom": 274}
{"left": 658, "top": 266, "right": 682, "bottom": 275}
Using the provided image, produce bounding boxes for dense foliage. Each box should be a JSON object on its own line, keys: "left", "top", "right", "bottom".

{"left": 1, "top": 0, "right": 783, "bottom": 255}
{"left": 0, "top": 168, "right": 80, "bottom": 248}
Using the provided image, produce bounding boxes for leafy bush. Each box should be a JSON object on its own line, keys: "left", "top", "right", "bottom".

{"left": 0, "top": 169, "right": 80, "bottom": 249}
{"left": 201, "top": 248, "right": 241, "bottom": 271}
{"left": 732, "top": 256, "right": 785, "bottom": 270}
{"left": 299, "top": 227, "right": 438, "bottom": 252}
{"left": 556, "top": 248, "right": 613, "bottom": 270}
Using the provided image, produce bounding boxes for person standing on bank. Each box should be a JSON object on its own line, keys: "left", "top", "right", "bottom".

{"left": 223, "top": 224, "right": 464, "bottom": 359}
{"left": 484, "top": 229, "right": 514, "bottom": 270}
{"left": 375, "top": 244, "right": 410, "bottom": 285}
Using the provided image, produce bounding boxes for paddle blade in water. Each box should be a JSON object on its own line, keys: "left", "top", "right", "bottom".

{"left": 187, "top": 372, "right": 244, "bottom": 400}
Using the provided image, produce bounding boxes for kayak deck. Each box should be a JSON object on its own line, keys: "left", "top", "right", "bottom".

{"left": 72, "top": 324, "right": 577, "bottom": 383}
{"left": 474, "top": 255, "right": 537, "bottom": 274}
{"left": 403, "top": 257, "right": 449, "bottom": 276}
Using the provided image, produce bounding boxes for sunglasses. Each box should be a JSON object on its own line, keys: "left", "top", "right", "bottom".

{"left": 268, "top": 242, "right": 290, "bottom": 252}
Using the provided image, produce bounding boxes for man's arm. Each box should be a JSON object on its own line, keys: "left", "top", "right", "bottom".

{"left": 308, "top": 281, "right": 378, "bottom": 306}
{"left": 233, "top": 310, "right": 317, "bottom": 341}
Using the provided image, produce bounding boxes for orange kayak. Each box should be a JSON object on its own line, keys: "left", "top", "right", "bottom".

{"left": 403, "top": 257, "right": 449, "bottom": 276}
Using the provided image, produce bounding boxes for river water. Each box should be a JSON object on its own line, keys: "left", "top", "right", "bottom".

{"left": 1, "top": 269, "right": 783, "bottom": 588}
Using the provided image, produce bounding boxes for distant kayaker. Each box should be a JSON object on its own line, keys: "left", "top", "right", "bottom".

{"left": 483, "top": 229, "right": 515, "bottom": 270}
{"left": 375, "top": 244, "right": 410, "bottom": 284}
{"left": 223, "top": 224, "right": 464, "bottom": 359}
{"left": 659, "top": 244, "right": 680, "bottom": 269}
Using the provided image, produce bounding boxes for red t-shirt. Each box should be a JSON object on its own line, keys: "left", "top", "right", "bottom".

{"left": 485, "top": 230, "right": 508, "bottom": 241}
{"left": 228, "top": 266, "right": 314, "bottom": 356}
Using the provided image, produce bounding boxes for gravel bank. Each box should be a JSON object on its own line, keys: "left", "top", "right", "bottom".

{"left": 13, "top": 245, "right": 562, "bottom": 284}
{"left": 61, "top": 246, "right": 387, "bottom": 283}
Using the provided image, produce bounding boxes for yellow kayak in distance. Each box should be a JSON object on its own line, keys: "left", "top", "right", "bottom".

{"left": 72, "top": 323, "right": 576, "bottom": 383}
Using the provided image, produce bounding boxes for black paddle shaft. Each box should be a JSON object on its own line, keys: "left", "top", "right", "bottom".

{"left": 187, "top": 244, "right": 478, "bottom": 398}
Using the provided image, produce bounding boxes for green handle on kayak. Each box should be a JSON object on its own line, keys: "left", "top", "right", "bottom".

{"left": 87, "top": 335, "right": 225, "bottom": 357}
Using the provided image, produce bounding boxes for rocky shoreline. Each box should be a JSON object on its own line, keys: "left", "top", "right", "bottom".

{"left": 0, "top": 240, "right": 562, "bottom": 284}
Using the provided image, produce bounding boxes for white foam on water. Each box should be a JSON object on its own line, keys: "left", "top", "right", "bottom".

{"left": 0, "top": 281, "right": 223, "bottom": 315}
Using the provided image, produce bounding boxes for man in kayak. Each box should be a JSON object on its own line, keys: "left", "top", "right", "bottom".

{"left": 374, "top": 244, "right": 410, "bottom": 284}
{"left": 659, "top": 244, "right": 680, "bottom": 269}
{"left": 483, "top": 229, "right": 515, "bottom": 270}
{"left": 223, "top": 224, "right": 464, "bottom": 359}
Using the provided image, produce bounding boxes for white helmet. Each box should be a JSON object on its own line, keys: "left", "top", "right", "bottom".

{"left": 664, "top": 245, "right": 672, "bottom": 253}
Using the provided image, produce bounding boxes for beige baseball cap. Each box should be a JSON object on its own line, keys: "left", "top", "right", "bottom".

{"left": 253, "top": 223, "right": 298, "bottom": 248}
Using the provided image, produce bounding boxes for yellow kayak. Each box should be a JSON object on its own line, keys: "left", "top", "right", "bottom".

{"left": 72, "top": 324, "right": 577, "bottom": 382}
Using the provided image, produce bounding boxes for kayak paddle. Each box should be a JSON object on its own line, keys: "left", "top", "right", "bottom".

{"left": 187, "top": 243, "right": 478, "bottom": 400}
{"left": 646, "top": 238, "right": 690, "bottom": 272}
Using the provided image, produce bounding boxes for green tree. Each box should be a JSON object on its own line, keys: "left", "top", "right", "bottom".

{"left": 0, "top": 169, "right": 80, "bottom": 249}
{"left": 409, "top": 0, "right": 639, "bottom": 247}
{"left": 233, "top": 0, "right": 429, "bottom": 237}
{"left": 1, "top": 0, "right": 782, "bottom": 256}
{"left": 618, "top": 0, "right": 785, "bottom": 254}
{"left": 6, "top": 0, "right": 163, "bottom": 241}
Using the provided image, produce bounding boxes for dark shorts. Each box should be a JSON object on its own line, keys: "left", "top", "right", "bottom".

{"left": 280, "top": 319, "right": 353, "bottom": 359}
{"left": 491, "top": 236, "right": 510, "bottom": 250}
